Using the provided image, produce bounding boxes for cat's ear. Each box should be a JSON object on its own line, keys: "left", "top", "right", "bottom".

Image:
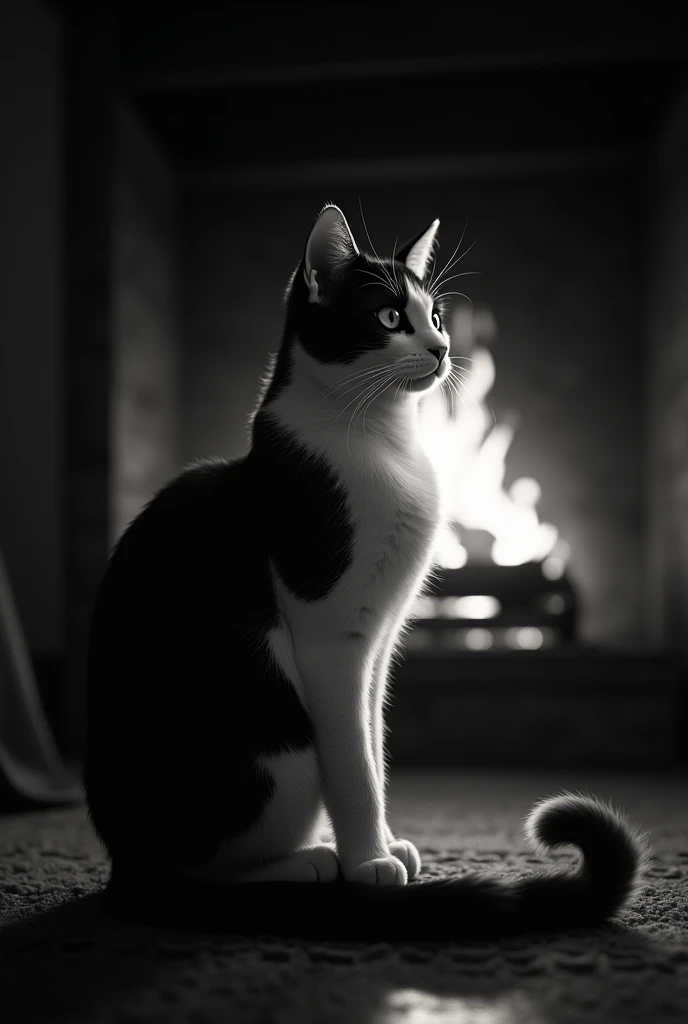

{"left": 303, "top": 205, "right": 359, "bottom": 305}
{"left": 397, "top": 219, "right": 440, "bottom": 280}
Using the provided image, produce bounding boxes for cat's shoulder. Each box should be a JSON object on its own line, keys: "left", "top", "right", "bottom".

{"left": 154, "top": 456, "right": 245, "bottom": 504}
{"left": 114, "top": 456, "right": 249, "bottom": 552}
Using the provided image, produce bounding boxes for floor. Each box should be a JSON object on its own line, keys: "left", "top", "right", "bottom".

{"left": 1, "top": 769, "right": 687, "bottom": 1023}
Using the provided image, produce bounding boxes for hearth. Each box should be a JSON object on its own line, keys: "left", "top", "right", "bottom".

{"left": 408, "top": 561, "right": 577, "bottom": 654}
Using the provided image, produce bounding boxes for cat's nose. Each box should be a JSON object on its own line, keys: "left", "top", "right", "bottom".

{"left": 428, "top": 346, "right": 448, "bottom": 368}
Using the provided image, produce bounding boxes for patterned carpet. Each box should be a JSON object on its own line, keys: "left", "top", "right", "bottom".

{"left": 1, "top": 770, "right": 687, "bottom": 1024}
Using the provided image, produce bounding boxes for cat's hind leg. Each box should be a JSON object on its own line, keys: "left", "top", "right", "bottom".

{"left": 233, "top": 844, "right": 339, "bottom": 883}
{"left": 209, "top": 746, "right": 334, "bottom": 883}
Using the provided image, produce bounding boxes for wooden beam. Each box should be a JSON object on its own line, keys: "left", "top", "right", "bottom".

{"left": 125, "top": 44, "right": 688, "bottom": 94}
{"left": 181, "top": 147, "right": 643, "bottom": 193}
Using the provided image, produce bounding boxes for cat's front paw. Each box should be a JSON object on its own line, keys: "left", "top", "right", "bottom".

{"left": 388, "top": 839, "right": 422, "bottom": 880}
{"left": 344, "top": 856, "right": 408, "bottom": 886}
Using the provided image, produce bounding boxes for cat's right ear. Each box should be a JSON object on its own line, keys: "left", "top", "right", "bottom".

{"left": 397, "top": 219, "right": 440, "bottom": 280}
{"left": 303, "top": 205, "right": 359, "bottom": 305}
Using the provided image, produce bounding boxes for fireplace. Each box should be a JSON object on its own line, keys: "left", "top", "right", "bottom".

{"left": 410, "top": 303, "right": 578, "bottom": 655}
{"left": 382, "top": 282, "right": 683, "bottom": 767}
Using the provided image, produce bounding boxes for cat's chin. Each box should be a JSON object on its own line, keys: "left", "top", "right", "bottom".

{"left": 404, "top": 371, "right": 441, "bottom": 394}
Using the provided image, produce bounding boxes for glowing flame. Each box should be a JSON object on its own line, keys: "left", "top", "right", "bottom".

{"left": 420, "top": 307, "right": 568, "bottom": 570}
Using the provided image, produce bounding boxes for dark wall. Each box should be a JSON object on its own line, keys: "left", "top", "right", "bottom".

{"left": 0, "top": 0, "right": 62, "bottom": 656}
{"left": 648, "top": 78, "right": 688, "bottom": 659}
{"left": 182, "top": 172, "right": 644, "bottom": 647}
{"left": 61, "top": 89, "right": 181, "bottom": 752}
{"left": 112, "top": 108, "right": 181, "bottom": 543}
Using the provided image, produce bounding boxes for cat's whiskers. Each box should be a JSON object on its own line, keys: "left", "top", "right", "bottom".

{"left": 431, "top": 248, "right": 478, "bottom": 294}
{"left": 327, "top": 370, "right": 397, "bottom": 433}
{"left": 453, "top": 367, "right": 475, "bottom": 388}
{"left": 443, "top": 370, "right": 473, "bottom": 419}
{"left": 452, "top": 367, "right": 495, "bottom": 425}
{"left": 448, "top": 359, "right": 475, "bottom": 377}
{"left": 433, "top": 291, "right": 474, "bottom": 306}
{"left": 356, "top": 269, "right": 391, "bottom": 284}
{"left": 428, "top": 218, "right": 467, "bottom": 292}
{"left": 358, "top": 279, "right": 399, "bottom": 294}
{"left": 342, "top": 372, "right": 397, "bottom": 453}
{"left": 390, "top": 236, "right": 401, "bottom": 294}
{"left": 356, "top": 269, "right": 403, "bottom": 300}
{"left": 318, "top": 363, "right": 391, "bottom": 402}
{"left": 430, "top": 271, "right": 480, "bottom": 300}
{"left": 437, "top": 371, "right": 460, "bottom": 418}
{"left": 431, "top": 232, "right": 478, "bottom": 293}
{"left": 324, "top": 366, "right": 395, "bottom": 407}
{"left": 325, "top": 370, "right": 395, "bottom": 409}
{"left": 358, "top": 199, "right": 398, "bottom": 294}
{"left": 439, "top": 373, "right": 458, "bottom": 417}
{"left": 358, "top": 376, "right": 397, "bottom": 444}
{"left": 347, "top": 372, "right": 397, "bottom": 454}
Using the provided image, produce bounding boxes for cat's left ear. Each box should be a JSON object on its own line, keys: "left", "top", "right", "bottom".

{"left": 303, "top": 205, "right": 359, "bottom": 305}
{"left": 396, "top": 219, "right": 440, "bottom": 280}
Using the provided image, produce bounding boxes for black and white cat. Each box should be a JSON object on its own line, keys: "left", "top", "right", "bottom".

{"left": 84, "top": 205, "right": 647, "bottom": 939}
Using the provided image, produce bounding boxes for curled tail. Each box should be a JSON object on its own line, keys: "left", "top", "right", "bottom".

{"left": 104, "top": 793, "right": 649, "bottom": 940}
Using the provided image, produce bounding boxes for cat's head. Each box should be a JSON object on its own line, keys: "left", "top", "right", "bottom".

{"left": 284, "top": 204, "right": 453, "bottom": 402}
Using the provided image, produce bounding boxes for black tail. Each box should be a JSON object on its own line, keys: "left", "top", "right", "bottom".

{"left": 103, "top": 793, "right": 649, "bottom": 940}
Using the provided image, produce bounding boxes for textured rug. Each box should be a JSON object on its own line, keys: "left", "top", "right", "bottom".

{"left": 1, "top": 770, "right": 687, "bottom": 1024}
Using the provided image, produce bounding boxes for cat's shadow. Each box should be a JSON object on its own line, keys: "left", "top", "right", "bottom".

{"left": 0, "top": 893, "right": 680, "bottom": 1024}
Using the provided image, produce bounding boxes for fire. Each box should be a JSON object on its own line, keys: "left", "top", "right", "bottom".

{"left": 419, "top": 306, "right": 569, "bottom": 572}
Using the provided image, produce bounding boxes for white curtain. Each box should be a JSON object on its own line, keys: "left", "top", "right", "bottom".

{"left": 0, "top": 546, "right": 81, "bottom": 810}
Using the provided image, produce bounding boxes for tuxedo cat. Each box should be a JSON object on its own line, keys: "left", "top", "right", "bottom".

{"left": 84, "top": 205, "right": 647, "bottom": 939}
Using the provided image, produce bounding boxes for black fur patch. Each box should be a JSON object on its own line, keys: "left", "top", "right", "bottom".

{"left": 84, "top": 458, "right": 314, "bottom": 871}
{"left": 250, "top": 411, "right": 355, "bottom": 601}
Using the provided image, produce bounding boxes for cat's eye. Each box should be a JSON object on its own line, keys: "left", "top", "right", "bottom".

{"left": 376, "top": 307, "right": 401, "bottom": 330}
{"left": 431, "top": 311, "right": 442, "bottom": 330}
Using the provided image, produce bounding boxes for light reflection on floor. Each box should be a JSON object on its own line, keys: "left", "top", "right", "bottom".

{"left": 380, "top": 988, "right": 543, "bottom": 1024}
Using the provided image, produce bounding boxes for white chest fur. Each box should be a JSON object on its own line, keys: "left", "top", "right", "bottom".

{"left": 336, "top": 437, "right": 440, "bottom": 615}
{"left": 271, "top": 408, "right": 442, "bottom": 647}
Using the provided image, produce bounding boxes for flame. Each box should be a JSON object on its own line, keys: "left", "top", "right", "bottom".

{"left": 420, "top": 307, "right": 568, "bottom": 570}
